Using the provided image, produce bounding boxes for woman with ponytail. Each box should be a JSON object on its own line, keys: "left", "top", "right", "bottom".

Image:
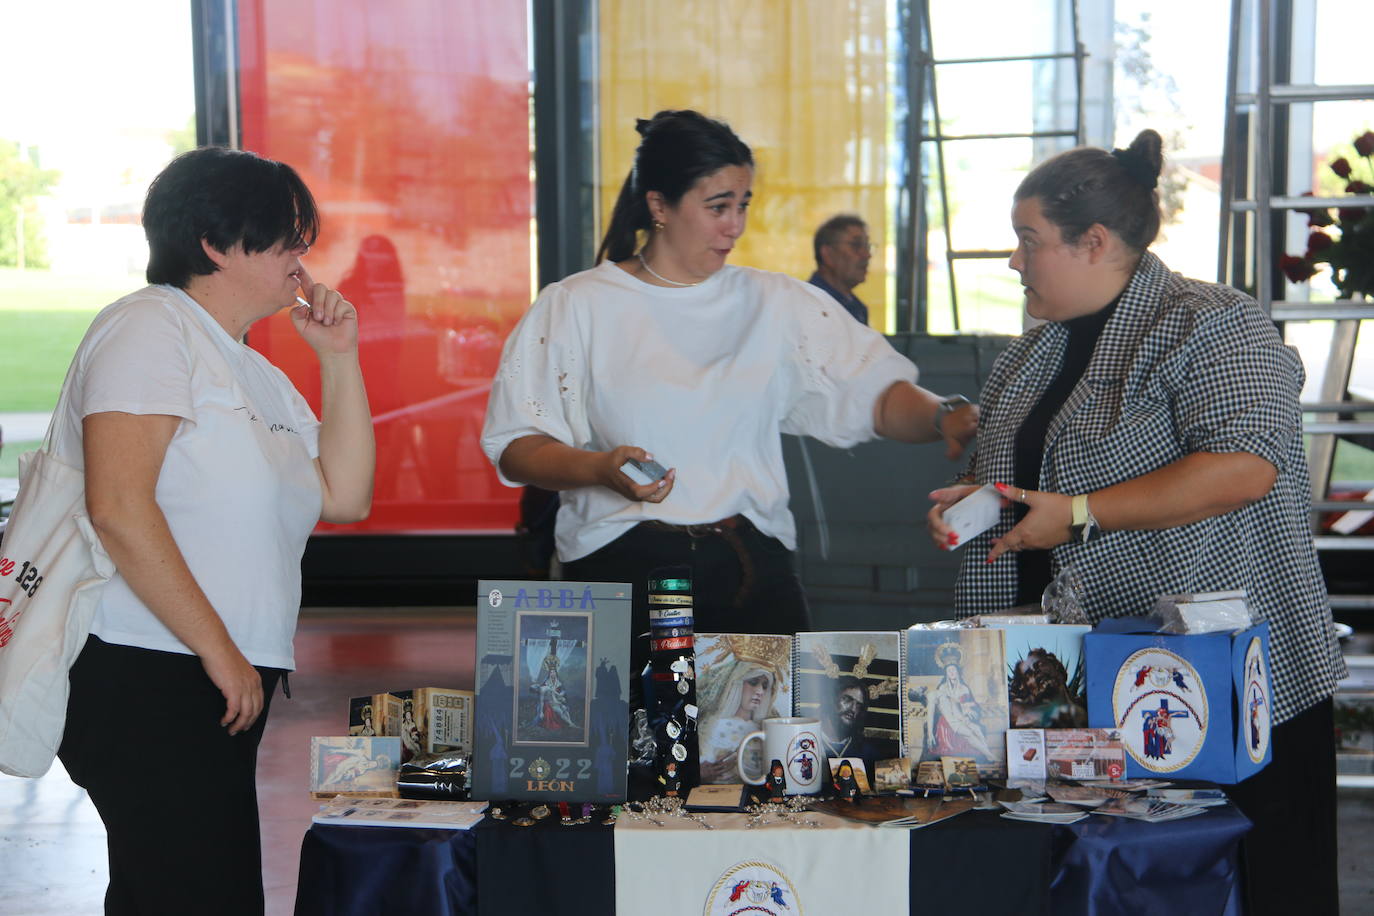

{"left": 927, "top": 129, "right": 1341, "bottom": 915}
{"left": 484, "top": 110, "right": 976, "bottom": 670}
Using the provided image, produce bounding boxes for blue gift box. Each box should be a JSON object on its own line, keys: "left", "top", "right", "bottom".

{"left": 1085, "top": 617, "right": 1273, "bottom": 784}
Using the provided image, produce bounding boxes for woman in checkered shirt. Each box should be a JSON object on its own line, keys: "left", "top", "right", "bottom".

{"left": 927, "top": 129, "right": 1343, "bottom": 916}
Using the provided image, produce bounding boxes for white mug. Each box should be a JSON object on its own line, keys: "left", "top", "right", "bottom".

{"left": 737, "top": 716, "right": 824, "bottom": 795}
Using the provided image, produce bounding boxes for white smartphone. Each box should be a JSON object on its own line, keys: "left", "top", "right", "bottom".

{"left": 620, "top": 457, "right": 669, "bottom": 486}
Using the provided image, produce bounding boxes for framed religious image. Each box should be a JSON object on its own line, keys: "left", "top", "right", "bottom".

{"left": 473, "top": 581, "right": 631, "bottom": 802}
{"left": 514, "top": 612, "right": 591, "bottom": 747}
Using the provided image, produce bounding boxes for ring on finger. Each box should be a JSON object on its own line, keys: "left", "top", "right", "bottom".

{"left": 1019, "top": 488, "right": 1027, "bottom": 501}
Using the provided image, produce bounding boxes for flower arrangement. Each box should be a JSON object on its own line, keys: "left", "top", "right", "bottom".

{"left": 1280, "top": 129, "right": 1374, "bottom": 299}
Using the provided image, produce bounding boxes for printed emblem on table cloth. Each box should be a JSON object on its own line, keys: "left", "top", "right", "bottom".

{"left": 1111, "top": 648, "right": 1208, "bottom": 773}
{"left": 705, "top": 860, "right": 802, "bottom": 916}
{"left": 1243, "top": 637, "right": 1270, "bottom": 764}
{"left": 787, "top": 730, "right": 820, "bottom": 787}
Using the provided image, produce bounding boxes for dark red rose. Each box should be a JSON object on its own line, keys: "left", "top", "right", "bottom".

{"left": 1306, "top": 231, "right": 1335, "bottom": 255}
{"left": 1331, "top": 158, "right": 1353, "bottom": 178}
{"left": 1298, "top": 191, "right": 1335, "bottom": 226}
{"left": 1280, "top": 254, "right": 1317, "bottom": 283}
{"left": 1355, "top": 131, "right": 1374, "bottom": 158}
{"left": 1347, "top": 180, "right": 1372, "bottom": 194}
{"left": 1339, "top": 208, "right": 1367, "bottom": 227}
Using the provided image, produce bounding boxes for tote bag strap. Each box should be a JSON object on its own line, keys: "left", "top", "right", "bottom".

{"left": 37, "top": 348, "right": 86, "bottom": 464}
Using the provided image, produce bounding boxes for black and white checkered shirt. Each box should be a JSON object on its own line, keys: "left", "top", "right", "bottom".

{"left": 954, "top": 252, "right": 1345, "bottom": 724}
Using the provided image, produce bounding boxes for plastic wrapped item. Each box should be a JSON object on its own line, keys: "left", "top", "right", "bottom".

{"left": 396, "top": 752, "right": 470, "bottom": 800}
{"left": 1156, "top": 589, "right": 1252, "bottom": 634}
{"left": 1041, "top": 567, "right": 1089, "bottom": 625}
{"left": 629, "top": 707, "right": 657, "bottom": 765}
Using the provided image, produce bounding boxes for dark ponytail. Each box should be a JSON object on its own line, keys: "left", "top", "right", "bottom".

{"left": 596, "top": 110, "right": 754, "bottom": 263}
{"left": 1014, "top": 128, "right": 1164, "bottom": 252}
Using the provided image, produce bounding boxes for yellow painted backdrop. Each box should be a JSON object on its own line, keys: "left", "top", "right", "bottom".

{"left": 597, "top": 0, "right": 893, "bottom": 329}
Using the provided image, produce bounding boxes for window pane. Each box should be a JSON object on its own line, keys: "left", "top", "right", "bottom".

{"left": 597, "top": 0, "right": 894, "bottom": 328}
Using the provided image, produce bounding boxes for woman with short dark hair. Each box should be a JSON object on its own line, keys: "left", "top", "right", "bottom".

{"left": 928, "top": 129, "right": 1343, "bottom": 915}
{"left": 55, "top": 147, "right": 374, "bottom": 915}
{"left": 483, "top": 110, "right": 977, "bottom": 675}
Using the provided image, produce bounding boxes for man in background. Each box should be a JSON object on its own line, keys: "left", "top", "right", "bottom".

{"left": 809, "top": 214, "right": 871, "bottom": 324}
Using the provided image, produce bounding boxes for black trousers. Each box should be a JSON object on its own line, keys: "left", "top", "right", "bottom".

{"left": 562, "top": 519, "right": 811, "bottom": 681}
{"left": 1224, "top": 697, "right": 1338, "bottom": 915}
{"left": 58, "top": 636, "right": 283, "bottom": 916}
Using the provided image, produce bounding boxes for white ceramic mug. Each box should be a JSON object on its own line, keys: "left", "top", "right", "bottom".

{"left": 736, "top": 716, "right": 824, "bottom": 795}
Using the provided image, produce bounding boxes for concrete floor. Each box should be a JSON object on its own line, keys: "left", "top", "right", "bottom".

{"left": 1, "top": 609, "right": 1371, "bottom": 914}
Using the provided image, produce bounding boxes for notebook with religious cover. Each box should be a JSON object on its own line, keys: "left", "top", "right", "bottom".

{"left": 904, "top": 627, "right": 1009, "bottom": 778}
{"left": 694, "top": 633, "right": 794, "bottom": 784}
{"left": 310, "top": 736, "right": 401, "bottom": 798}
{"left": 792, "top": 631, "right": 903, "bottom": 772}
{"left": 472, "top": 580, "right": 631, "bottom": 802}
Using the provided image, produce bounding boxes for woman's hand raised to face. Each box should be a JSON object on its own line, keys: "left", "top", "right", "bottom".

{"left": 290, "top": 265, "right": 359, "bottom": 356}
{"left": 601, "top": 444, "right": 676, "bottom": 504}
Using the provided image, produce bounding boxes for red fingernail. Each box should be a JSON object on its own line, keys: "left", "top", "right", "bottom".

{"left": 947, "top": 532, "right": 957, "bottom": 543}
{"left": 994, "top": 482, "right": 1008, "bottom": 492}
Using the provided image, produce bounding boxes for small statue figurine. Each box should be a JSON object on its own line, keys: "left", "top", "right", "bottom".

{"left": 658, "top": 760, "right": 682, "bottom": 797}
{"left": 766, "top": 759, "right": 787, "bottom": 801}
{"left": 832, "top": 760, "right": 862, "bottom": 803}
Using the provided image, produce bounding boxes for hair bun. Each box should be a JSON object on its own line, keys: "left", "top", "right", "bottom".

{"left": 1110, "top": 147, "right": 1158, "bottom": 190}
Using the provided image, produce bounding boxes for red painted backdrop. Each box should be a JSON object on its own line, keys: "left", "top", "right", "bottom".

{"left": 237, "top": 0, "right": 529, "bottom": 533}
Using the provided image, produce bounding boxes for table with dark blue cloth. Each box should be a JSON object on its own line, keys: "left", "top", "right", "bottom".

{"left": 294, "top": 803, "right": 1249, "bottom": 915}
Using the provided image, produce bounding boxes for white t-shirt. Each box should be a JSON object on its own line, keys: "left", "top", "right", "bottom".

{"left": 481, "top": 261, "right": 918, "bottom": 561}
{"left": 54, "top": 285, "right": 322, "bottom": 670}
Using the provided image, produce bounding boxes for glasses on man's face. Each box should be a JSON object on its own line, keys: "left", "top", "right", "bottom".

{"left": 842, "top": 238, "right": 873, "bottom": 254}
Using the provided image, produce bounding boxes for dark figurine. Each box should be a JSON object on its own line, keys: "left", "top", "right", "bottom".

{"left": 658, "top": 760, "right": 682, "bottom": 797}
{"left": 832, "top": 761, "right": 861, "bottom": 803}
{"left": 766, "top": 759, "right": 787, "bottom": 800}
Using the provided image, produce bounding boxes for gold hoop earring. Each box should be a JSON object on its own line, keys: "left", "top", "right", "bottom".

{"left": 652, "top": 220, "right": 665, "bottom": 232}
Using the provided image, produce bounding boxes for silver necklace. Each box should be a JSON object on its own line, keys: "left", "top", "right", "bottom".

{"left": 637, "top": 252, "right": 701, "bottom": 287}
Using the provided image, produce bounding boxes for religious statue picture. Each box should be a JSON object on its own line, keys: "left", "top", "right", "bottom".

{"left": 793, "top": 631, "right": 902, "bottom": 772}
{"left": 310, "top": 736, "right": 402, "bottom": 798}
{"left": 473, "top": 581, "right": 632, "bottom": 802}
{"left": 905, "top": 627, "right": 1008, "bottom": 778}
{"left": 694, "top": 634, "right": 793, "bottom": 784}
{"left": 514, "top": 611, "right": 592, "bottom": 747}
{"left": 997, "top": 624, "right": 1090, "bottom": 729}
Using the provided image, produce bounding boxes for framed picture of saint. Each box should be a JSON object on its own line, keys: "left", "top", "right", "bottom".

{"left": 513, "top": 611, "right": 592, "bottom": 747}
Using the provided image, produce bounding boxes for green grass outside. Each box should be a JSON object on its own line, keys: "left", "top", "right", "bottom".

{"left": 0, "top": 439, "right": 40, "bottom": 479}
{"left": 0, "top": 310, "right": 103, "bottom": 411}
{"left": 0, "top": 267, "right": 134, "bottom": 413}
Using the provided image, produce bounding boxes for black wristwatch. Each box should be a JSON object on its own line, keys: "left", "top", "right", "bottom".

{"left": 933, "top": 394, "right": 973, "bottom": 434}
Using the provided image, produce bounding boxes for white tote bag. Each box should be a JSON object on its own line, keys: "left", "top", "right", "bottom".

{"left": 0, "top": 378, "right": 113, "bottom": 777}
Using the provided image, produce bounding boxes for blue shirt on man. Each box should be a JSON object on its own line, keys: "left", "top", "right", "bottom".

{"left": 808, "top": 271, "right": 868, "bottom": 324}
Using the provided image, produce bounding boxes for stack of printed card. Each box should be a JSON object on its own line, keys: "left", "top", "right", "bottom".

{"left": 312, "top": 796, "right": 488, "bottom": 830}
{"left": 1145, "top": 787, "right": 1229, "bottom": 807}
{"left": 1093, "top": 797, "right": 1207, "bottom": 822}
{"left": 997, "top": 800, "right": 1089, "bottom": 825}
{"left": 1046, "top": 784, "right": 1134, "bottom": 807}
